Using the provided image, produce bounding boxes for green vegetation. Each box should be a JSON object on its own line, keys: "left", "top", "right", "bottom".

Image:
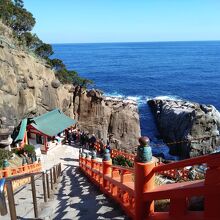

{"left": 0, "top": 0, "right": 93, "bottom": 87}
{"left": 24, "top": 144, "right": 35, "bottom": 154}
{"left": 112, "top": 155, "right": 134, "bottom": 168}
{"left": 0, "top": 148, "right": 13, "bottom": 168}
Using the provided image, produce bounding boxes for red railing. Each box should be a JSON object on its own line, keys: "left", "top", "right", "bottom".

{"left": 111, "top": 149, "right": 136, "bottom": 161}
{"left": 0, "top": 162, "right": 42, "bottom": 179}
{"left": 79, "top": 152, "right": 220, "bottom": 220}
{"left": 80, "top": 155, "right": 136, "bottom": 218}
{"left": 111, "top": 149, "right": 191, "bottom": 180}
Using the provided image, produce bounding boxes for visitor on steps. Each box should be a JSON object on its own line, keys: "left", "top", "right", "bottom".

{"left": 89, "top": 134, "right": 96, "bottom": 151}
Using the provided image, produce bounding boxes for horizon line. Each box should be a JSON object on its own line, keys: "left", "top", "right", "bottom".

{"left": 50, "top": 39, "right": 220, "bottom": 45}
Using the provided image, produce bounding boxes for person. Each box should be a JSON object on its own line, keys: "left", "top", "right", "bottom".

{"left": 71, "top": 129, "right": 77, "bottom": 143}
{"left": 80, "top": 131, "right": 85, "bottom": 146}
{"left": 68, "top": 129, "right": 72, "bottom": 145}
{"left": 106, "top": 140, "right": 111, "bottom": 151}
{"left": 99, "top": 138, "right": 105, "bottom": 155}
{"left": 89, "top": 134, "right": 96, "bottom": 151}
{"left": 85, "top": 133, "right": 90, "bottom": 149}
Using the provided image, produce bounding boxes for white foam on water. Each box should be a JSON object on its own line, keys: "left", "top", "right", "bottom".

{"left": 146, "top": 95, "right": 183, "bottom": 102}
{"left": 104, "top": 93, "right": 183, "bottom": 106}
{"left": 104, "top": 92, "right": 124, "bottom": 99}
{"left": 104, "top": 93, "right": 145, "bottom": 105}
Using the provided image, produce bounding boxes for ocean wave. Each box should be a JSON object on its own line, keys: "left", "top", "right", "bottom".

{"left": 104, "top": 92, "right": 124, "bottom": 99}
{"left": 146, "top": 95, "right": 183, "bottom": 101}
{"left": 104, "top": 93, "right": 146, "bottom": 105}
{"left": 104, "top": 93, "right": 183, "bottom": 106}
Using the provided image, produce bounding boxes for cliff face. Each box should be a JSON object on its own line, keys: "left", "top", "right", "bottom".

{"left": 148, "top": 99, "right": 220, "bottom": 158}
{"left": 73, "top": 88, "right": 140, "bottom": 149}
{"left": 0, "top": 22, "right": 140, "bottom": 149}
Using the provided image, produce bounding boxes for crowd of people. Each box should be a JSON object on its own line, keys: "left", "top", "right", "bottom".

{"left": 65, "top": 128, "right": 111, "bottom": 155}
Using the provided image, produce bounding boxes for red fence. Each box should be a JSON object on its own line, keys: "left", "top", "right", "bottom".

{"left": 111, "top": 149, "right": 191, "bottom": 180}
{"left": 79, "top": 152, "right": 220, "bottom": 220}
{"left": 0, "top": 162, "right": 42, "bottom": 179}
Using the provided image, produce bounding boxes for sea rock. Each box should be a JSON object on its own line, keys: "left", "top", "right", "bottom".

{"left": 0, "top": 21, "right": 141, "bottom": 149}
{"left": 148, "top": 99, "right": 220, "bottom": 158}
{"left": 73, "top": 87, "right": 140, "bottom": 149}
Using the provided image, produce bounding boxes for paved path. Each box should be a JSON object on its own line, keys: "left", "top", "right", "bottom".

{"left": 2, "top": 144, "right": 128, "bottom": 219}
{"left": 39, "top": 144, "right": 128, "bottom": 220}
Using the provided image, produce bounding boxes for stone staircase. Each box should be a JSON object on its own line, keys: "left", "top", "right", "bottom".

{"left": 1, "top": 144, "right": 127, "bottom": 220}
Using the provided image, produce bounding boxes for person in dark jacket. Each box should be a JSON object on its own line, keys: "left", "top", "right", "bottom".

{"left": 89, "top": 134, "right": 96, "bottom": 150}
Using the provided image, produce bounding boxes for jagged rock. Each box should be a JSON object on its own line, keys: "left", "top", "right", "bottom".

{"left": 51, "top": 79, "right": 61, "bottom": 88}
{"left": 148, "top": 99, "right": 220, "bottom": 158}
{"left": 0, "top": 73, "right": 17, "bottom": 95}
{"left": 18, "top": 89, "right": 37, "bottom": 116}
{"left": 74, "top": 88, "right": 140, "bottom": 149}
{"left": 0, "top": 22, "right": 141, "bottom": 149}
{"left": 87, "top": 89, "right": 103, "bottom": 101}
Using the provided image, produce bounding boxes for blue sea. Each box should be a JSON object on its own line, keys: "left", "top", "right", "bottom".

{"left": 52, "top": 41, "right": 220, "bottom": 159}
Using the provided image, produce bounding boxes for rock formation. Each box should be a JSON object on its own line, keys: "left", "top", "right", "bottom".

{"left": 0, "top": 21, "right": 140, "bottom": 149}
{"left": 148, "top": 99, "right": 220, "bottom": 158}
{"left": 73, "top": 88, "right": 140, "bottom": 149}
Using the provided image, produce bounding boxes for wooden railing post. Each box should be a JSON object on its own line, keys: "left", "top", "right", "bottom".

{"left": 42, "top": 172, "right": 47, "bottom": 202}
{"left": 134, "top": 136, "right": 155, "bottom": 220}
{"left": 50, "top": 168, "right": 53, "bottom": 190}
{"left": 53, "top": 166, "right": 57, "bottom": 184}
{"left": 31, "top": 175, "right": 38, "bottom": 218}
{"left": 59, "top": 163, "right": 62, "bottom": 176}
{"left": 6, "top": 180, "right": 17, "bottom": 220}
{"left": 46, "top": 172, "right": 50, "bottom": 199}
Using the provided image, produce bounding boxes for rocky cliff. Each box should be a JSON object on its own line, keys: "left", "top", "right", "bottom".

{"left": 148, "top": 99, "right": 220, "bottom": 158}
{"left": 0, "top": 21, "right": 140, "bottom": 149}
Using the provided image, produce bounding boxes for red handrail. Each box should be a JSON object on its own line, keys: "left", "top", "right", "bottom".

{"left": 80, "top": 155, "right": 135, "bottom": 218}
{"left": 0, "top": 162, "right": 42, "bottom": 178}
{"left": 80, "top": 151, "right": 220, "bottom": 220}
{"left": 153, "top": 152, "right": 220, "bottom": 173}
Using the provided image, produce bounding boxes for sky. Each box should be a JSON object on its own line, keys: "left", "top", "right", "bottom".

{"left": 23, "top": 0, "right": 220, "bottom": 44}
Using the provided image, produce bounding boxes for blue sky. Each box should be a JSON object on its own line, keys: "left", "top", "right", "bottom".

{"left": 24, "top": 0, "right": 220, "bottom": 43}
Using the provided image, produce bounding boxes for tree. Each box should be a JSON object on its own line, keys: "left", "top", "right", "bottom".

{"left": 35, "top": 43, "right": 54, "bottom": 59}
{"left": 18, "top": 32, "right": 42, "bottom": 50}
{"left": 11, "top": 7, "right": 36, "bottom": 35}
{"left": 55, "top": 69, "right": 76, "bottom": 84}
{"left": 0, "top": 0, "right": 93, "bottom": 88}
{"left": 0, "top": 0, "right": 35, "bottom": 35}
{"left": 50, "top": 58, "right": 65, "bottom": 71}
{"left": 0, "top": 0, "right": 14, "bottom": 25}
{"left": 73, "top": 77, "right": 93, "bottom": 88}
{"left": 14, "top": 0, "right": 24, "bottom": 8}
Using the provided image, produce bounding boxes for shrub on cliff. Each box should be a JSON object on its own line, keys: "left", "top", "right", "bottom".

{"left": 0, "top": 0, "right": 93, "bottom": 88}
{"left": 18, "top": 32, "right": 42, "bottom": 50}
{"left": 49, "top": 58, "right": 66, "bottom": 71}
{"left": 35, "top": 43, "right": 54, "bottom": 59}
{"left": 0, "top": 0, "right": 35, "bottom": 35}
{"left": 55, "top": 68, "right": 93, "bottom": 87}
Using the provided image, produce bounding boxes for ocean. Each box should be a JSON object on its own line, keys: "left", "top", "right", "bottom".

{"left": 52, "top": 41, "right": 220, "bottom": 159}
